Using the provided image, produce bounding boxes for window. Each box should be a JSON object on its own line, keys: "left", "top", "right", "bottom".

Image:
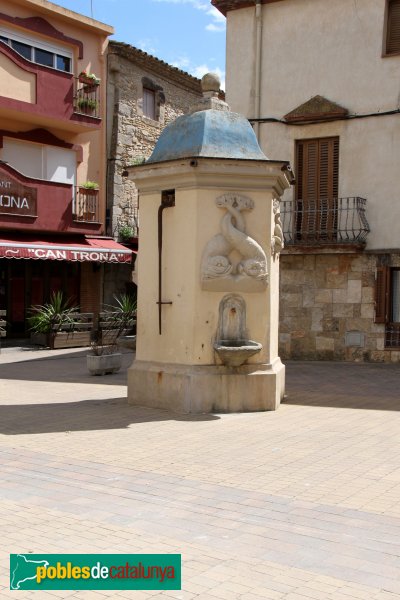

{"left": 295, "top": 137, "right": 339, "bottom": 242}
{"left": 375, "top": 266, "right": 400, "bottom": 347}
{"left": 386, "top": 0, "right": 400, "bottom": 54}
{"left": 143, "top": 88, "right": 156, "bottom": 120}
{"left": 11, "top": 40, "right": 32, "bottom": 61}
{"left": 34, "top": 47, "right": 54, "bottom": 68}
{"left": 0, "top": 138, "right": 76, "bottom": 185}
{"left": 0, "top": 28, "right": 72, "bottom": 72}
{"left": 56, "top": 54, "right": 71, "bottom": 72}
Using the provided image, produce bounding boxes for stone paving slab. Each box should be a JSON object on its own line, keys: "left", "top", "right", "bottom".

{"left": 0, "top": 348, "right": 400, "bottom": 598}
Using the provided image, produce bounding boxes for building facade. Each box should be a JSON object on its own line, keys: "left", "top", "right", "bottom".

{"left": 0, "top": 0, "right": 132, "bottom": 336}
{"left": 214, "top": 0, "right": 400, "bottom": 362}
{"left": 105, "top": 41, "right": 203, "bottom": 302}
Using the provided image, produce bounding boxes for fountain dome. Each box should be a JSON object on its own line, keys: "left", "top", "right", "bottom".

{"left": 146, "top": 73, "right": 268, "bottom": 164}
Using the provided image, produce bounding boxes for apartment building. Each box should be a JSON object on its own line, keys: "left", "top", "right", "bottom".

{"left": 213, "top": 0, "right": 400, "bottom": 362}
{"left": 0, "top": 0, "right": 132, "bottom": 335}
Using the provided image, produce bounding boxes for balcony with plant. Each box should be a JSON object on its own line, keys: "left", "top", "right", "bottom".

{"left": 0, "top": 162, "right": 102, "bottom": 235}
{"left": 74, "top": 182, "right": 100, "bottom": 222}
{"left": 74, "top": 72, "right": 101, "bottom": 119}
{"left": 0, "top": 41, "right": 102, "bottom": 131}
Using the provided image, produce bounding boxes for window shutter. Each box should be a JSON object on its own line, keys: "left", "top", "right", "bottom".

{"left": 375, "top": 266, "right": 389, "bottom": 323}
{"left": 319, "top": 138, "right": 339, "bottom": 199}
{"left": 143, "top": 88, "right": 156, "bottom": 120}
{"left": 387, "top": 0, "right": 400, "bottom": 54}
{"left": 296, "top": 142, "right": 304, "bottom": 201}
{"left": 295, "top": 138, "right": 339, "bottom": 240}
{"left": 296, "top": 138, "right": 339, "bottom": 202}
{"left": 303, "top": 140, "right": 318, "bottom": 202}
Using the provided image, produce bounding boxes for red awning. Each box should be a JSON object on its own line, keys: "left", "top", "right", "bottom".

{"left": 0, "top": 235, "right": 134, "bottom": 263}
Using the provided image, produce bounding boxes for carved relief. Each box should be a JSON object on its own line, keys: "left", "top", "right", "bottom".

{"left": 271, "top": 199, "right": 284, "bottom": 258}
{"left": 201, "top": 193, "right": 268, "bottom": 292}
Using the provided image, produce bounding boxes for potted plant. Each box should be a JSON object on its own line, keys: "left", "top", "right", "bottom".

{"left": 78, "top": 70, "right": 101, "bottom": 86}
{"left": 28, "top": 291, "right": 81, "bottom": 349}
{"left": 77, "top": 97, "right": 99, "bottom": 115}
{"left": 87, "top": 294, "right": 137, "bottom": 375}
{"left": 79, "top": 180, "right": 99, "bottom": 193}
{"left": 118, "top": 224, "right": 135, "bottom": 243}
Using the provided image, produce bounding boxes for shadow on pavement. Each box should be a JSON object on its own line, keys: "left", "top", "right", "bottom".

{"left": 284, "top": 361, "right": 400, "bottom": 410}
{"left": 0, "top": 348, "right": 133, "bottom": 386}
{"left": 0, "top": 397, "right": 219, "bottom": 435}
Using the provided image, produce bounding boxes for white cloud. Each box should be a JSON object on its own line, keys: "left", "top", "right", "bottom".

{"left": 206, "top": 22, "right": 225, "bottom": 32}
{"left": 169, "top": 57, "right": 226, "bottom": 90}
{"left": 152, "top": 0, "right": 225, "bottom": 33}
{"left": 171, "top": 56, "right": 191, "bottom": 70}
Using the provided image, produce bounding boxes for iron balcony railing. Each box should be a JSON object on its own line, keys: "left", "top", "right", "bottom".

{"left": 73, "top": 77, "right": 101, "bottom": 119}
{"left": 73, "top": 186, "right": 100, "bottom": 222}
{"left": 281, "top": 197, "right": 370, "bottom": 246}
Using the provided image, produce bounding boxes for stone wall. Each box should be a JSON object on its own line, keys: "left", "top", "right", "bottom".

{"left": 107, "top": 42, "right": 202, "bottom": 241}
{"left": 279, "top": 252, "right": 400, "bottom": 363}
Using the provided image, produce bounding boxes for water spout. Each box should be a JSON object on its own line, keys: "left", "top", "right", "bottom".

{"left": 214, "top": 294, "right": 262, "bottom": 367}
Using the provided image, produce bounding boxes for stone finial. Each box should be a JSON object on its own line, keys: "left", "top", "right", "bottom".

{"left": 189, "top": 72, "right": 229, "bottom": 114}
{"left": 201, "top": 72, "right": 221, "bottom": 96}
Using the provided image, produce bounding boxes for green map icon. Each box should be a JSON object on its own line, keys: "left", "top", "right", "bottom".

{"left": 10, "top": 554, "right": 49, "bottom": 590}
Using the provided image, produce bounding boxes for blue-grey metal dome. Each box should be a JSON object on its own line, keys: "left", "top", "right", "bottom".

{"left": 147, "top": 109, "right": 268, "bottom": 164}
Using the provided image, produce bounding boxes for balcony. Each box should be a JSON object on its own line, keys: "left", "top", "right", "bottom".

{"left": 0, "top": 163, "right": 102, "bottom": 234}
{"left": 73, "top": 186, "right": 100, "bottom": 222}
{"left": 0, "top": 43, "right": 101, "bottom": 132}
{"left": 73, "top": 76, "right": 101, "bottom": 120}
{"left": 281, "top": 197, "right": 370, "bottom": 248}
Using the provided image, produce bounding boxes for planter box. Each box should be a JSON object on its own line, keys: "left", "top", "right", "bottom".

{"left": 78, "top": 75, "right": 99, "bottom": 87}
{"left": 117, "top": 335, "right": 136, "bottom": 350}
{"left": 87, "top": 353, "right": 122, "bottom": 376}
{"left": 31, "top": 331, "right": 92, "bottom": 349}
{"left": 53, "top": 331, "right": 92, "bottom": 349}
{"left": 31, "top": 332, "right": 47, "bottom": 346}
{"left": 0, "top": 309, "right": 6, "bottom": 338}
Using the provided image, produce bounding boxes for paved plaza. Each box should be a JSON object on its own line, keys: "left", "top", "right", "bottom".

{"left": 0, "top": 345, "right": 400, "bottom": 599}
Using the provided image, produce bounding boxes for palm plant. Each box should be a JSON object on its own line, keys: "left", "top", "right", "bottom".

{"left": 91, "top": 293, "right": 137, "bottom": 355}
{"left": 28, "top": 292, "right": 79, "bottom": 346}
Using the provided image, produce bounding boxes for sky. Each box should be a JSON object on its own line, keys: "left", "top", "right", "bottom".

{"left": 54, "top": 0, "right": 226, "bottom": 88}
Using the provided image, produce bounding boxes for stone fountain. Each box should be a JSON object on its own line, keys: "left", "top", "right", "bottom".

{"left": 213, "top": 294, "right": 262, "bottom": 367}
{"left": 126, "top": 73, "right": 293, "bottom": 413}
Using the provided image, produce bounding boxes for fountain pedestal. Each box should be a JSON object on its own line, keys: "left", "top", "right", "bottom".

{"left": 127, "top": 74, "right": 292, "bottom": 413}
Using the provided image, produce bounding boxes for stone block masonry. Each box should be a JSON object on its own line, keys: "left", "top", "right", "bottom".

{"left": 107, "top": 42, "right": 203, "bottom": 241}
{"left": 279, "top": 251, "right": 400, "bottom": 362}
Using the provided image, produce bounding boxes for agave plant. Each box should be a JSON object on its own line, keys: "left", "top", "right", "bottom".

{"left": 28, "top": 291, "right": 79, "bottom": 335}
{"left": 91, "top": 294, "right": 137, "bottom": 355}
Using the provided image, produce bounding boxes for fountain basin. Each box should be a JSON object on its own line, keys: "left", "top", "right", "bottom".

{"left": 214, "top": 339, "right": 262, "bottom": 367}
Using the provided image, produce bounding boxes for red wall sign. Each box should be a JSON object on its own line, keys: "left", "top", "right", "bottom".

{"left": 0, "top": 167, "right": 37, "bottom": 217}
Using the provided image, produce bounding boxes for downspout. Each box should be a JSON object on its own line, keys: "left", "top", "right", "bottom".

{"left": 254, "top": 0, "right": 263, "bottom": 141}
{"left": 157, "top": 190, "right": 175, "bottom": 334}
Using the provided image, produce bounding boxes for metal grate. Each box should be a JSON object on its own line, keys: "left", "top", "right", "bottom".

{"left": 281, "top": 197, "right": 370, "bottom": 245}
{"left": 73, "top": 78, "right": 101, "bottom": 119}
{"left": 385, "top": 323, "right": 400, "bottom": 348}
{"left": 73, "top": 187, "right": 100, "bottom": 222}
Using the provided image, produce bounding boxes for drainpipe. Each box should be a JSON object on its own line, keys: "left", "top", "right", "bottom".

{"left": 254, "top": 0, "right": 263, "bottom": 141}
